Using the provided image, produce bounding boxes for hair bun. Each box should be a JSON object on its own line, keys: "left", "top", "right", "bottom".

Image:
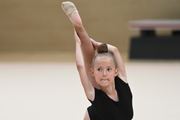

{"left": 97, "top": 43, "right": 108, "bottom": 53}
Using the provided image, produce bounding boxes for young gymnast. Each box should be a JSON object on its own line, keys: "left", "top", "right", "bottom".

{"left": 61, "top": 1, "right": 133, "bottom": 120}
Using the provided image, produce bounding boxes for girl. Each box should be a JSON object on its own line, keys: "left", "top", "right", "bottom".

{"left": 61, "top": 1, "right": 133, "bottom": 120}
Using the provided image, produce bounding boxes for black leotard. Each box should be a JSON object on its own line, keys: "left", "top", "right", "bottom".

{"left": 87, "top": 76, "right": 133, "bottom": 120}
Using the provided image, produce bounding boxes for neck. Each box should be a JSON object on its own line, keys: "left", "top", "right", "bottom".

{"left": 100, "top": 82, "right": 116, "bottom": 95}
{"left": 101, "top": 83, "right": 119, "bottom": 101}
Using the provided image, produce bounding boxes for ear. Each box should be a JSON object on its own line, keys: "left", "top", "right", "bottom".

{"left": 90, "top": 68, "right": 95, "bottom": 76}
{"left": 115, "top": 68, "right": 119, "bottom": 76}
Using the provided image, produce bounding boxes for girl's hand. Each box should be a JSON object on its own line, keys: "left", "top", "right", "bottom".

{"left": 90, "top": 38, "right": 102, "bottom": 50}
{"left": 74, "top": 29, "right": 82, "bottom": 45}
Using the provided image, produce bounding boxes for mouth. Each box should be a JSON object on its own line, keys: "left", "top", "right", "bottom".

{"left": 101, "top": 79, "right": 109, "bottom": 82}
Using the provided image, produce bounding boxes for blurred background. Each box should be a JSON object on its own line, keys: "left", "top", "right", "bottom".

{"left": 1, "top": 0, "right": 180, "bottom": 60}
{"left": 0, "top": 0, "right": 180, "bottom": 120}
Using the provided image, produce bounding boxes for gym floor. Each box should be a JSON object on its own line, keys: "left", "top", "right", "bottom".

{"left": 0, "top": 52, "right": 180, "bottom": 120}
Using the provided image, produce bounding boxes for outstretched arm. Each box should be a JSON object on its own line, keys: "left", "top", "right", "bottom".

{"left": 74, "top": 31, "right": 95, "bottom": 101}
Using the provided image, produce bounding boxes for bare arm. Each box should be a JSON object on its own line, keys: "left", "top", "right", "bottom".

{"left": 107, "top": 44, "right": 128, "bottom": 83}
{"left": 74, "top": 31, "right": 95, "bottom": 101}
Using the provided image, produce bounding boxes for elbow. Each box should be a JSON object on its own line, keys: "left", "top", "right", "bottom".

{"left": 76, "top": 61, "right": 84, "bottom": 71}
{"left": 111, "top": 46, "right": 119, "bottom": 54}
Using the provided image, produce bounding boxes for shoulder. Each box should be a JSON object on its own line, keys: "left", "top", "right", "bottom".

{"left": 115, "top": 76, "right": 133, "bottom": 97}
{"left": 115, "top": 76, "right": 128, "bottom": 85}
{"left": 115, "top": 76, "right": 132, "bottom": 91}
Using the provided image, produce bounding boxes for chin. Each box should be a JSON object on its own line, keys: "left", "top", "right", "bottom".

{"left": 99, "top": 82, "right": 110, "bottom": 87}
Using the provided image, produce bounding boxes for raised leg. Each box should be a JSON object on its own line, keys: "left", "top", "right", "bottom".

{"left": 61, "top": 1, "right": 95, "bottom": 66}
{"left": 62, "top": 1, "right": 100, "bottom": 89}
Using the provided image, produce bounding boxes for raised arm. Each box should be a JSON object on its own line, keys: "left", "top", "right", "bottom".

{"left": 74, "top": 31, "right": 95, "bottom": 101}
{"left": 107, "top": 44, "right": 128, "bottom": 83}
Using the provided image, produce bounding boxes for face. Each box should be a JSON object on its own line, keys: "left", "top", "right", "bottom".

{"left": 91, "top": 56, "right": 118, "bottom": 87}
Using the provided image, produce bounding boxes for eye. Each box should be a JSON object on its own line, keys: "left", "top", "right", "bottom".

{"left": 97, "top": 68, "right": 102, "bottom": 71}
{"left": 107, "top": 68, "right": 112, "bottom": 71}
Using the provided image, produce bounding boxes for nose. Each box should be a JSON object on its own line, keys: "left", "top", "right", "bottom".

{"left": 103, "top": 70, "right": 107, "bottom": 76}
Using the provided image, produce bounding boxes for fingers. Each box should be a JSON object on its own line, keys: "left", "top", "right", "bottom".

{"left": 74, "top": 29, "right": 82, "bottom": 45}
{"left": 89, "top": 38, "right": 96, "bottom": 50}
{"left": 90, "top": 38, "right": 96, "bottom": 42}
{"left": 90, "top": 38, "right": 102, "bottom": 50}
